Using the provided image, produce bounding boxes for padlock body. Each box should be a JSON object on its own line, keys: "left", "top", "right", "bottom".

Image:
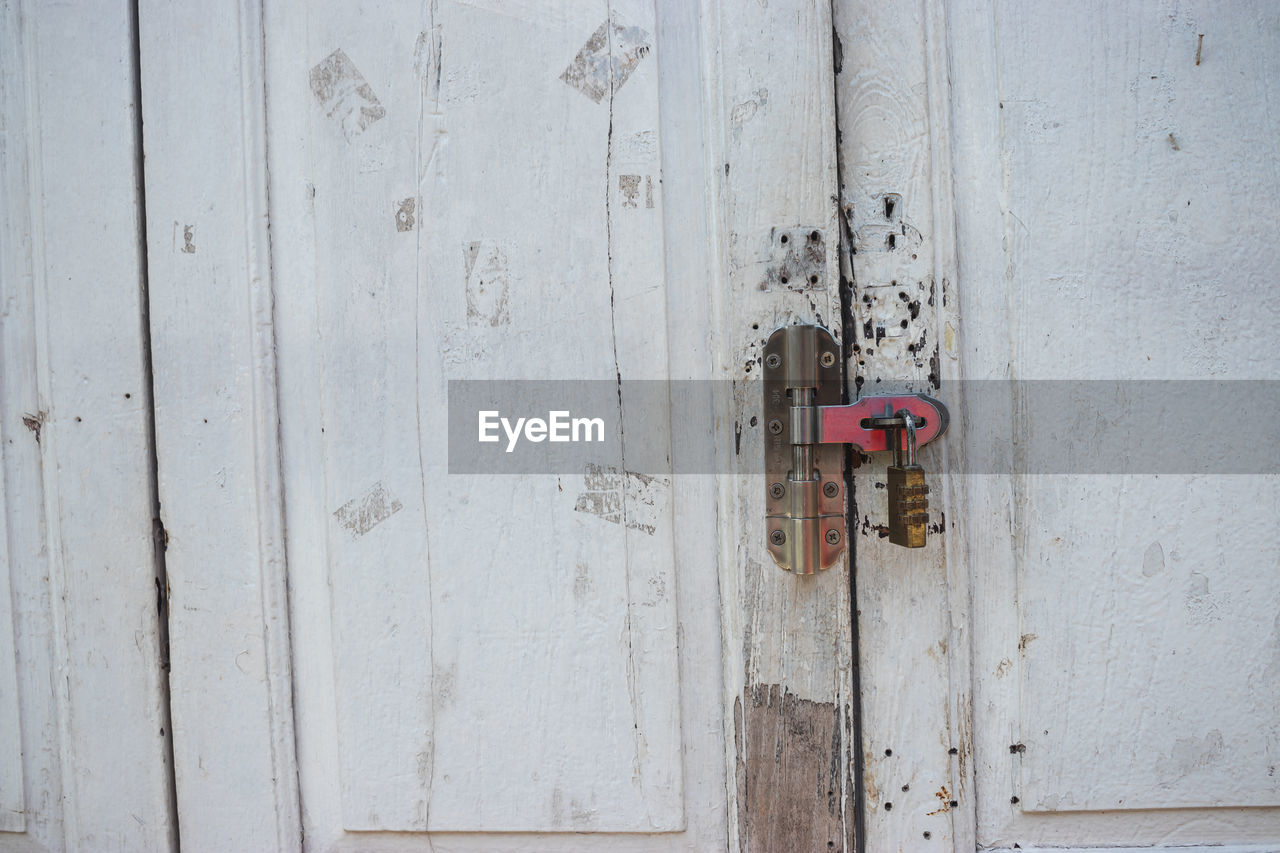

{"left": 887, "top": 464, "right": 929, "bottom": 548}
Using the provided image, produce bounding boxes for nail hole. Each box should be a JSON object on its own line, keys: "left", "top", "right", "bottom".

{"left": 901, "top": 784, "right": 910, "bottom": 792}
{"left": 887, "top": 233, "right": 896, "bottom": 249}
{"left": 948, "top": 747, "right": 958, "bottom": 755}
{"left": 884, "top": 197, "right": 896, "bottom": 218}
{"left": 124, "top": 393, "right": 131, "bottom": 399}
{"left": 780, "top": 276, "right": 789, "bottom": 284}
{"left": 810, "top": 230, "right": 821, "bottom": 242}
{"left": 923, "top": 832, "right": 932, "bottom": 840}
{"left": 780, "top": 234, "right": 788, "bottom": 244}
{"left": 1011, "top": 796, "right": 1020, "bottom": 804}
{"left": 884, "top": 748, "right": 892, "bottom": 756}
{"left": 884, "top": 802, "right": 893, "bottom": 811}
{"left": 809, "top": 275, "right": 819, "bottom": 284}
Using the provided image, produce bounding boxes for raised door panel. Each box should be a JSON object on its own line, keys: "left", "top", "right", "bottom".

{"left": 947, "top": 0, "right": 1280, "bottom": 846}
{"left": 264, "top": 0, "right": 686, "bottom": 843}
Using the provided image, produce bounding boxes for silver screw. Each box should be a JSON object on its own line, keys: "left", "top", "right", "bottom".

{"left": 770, "top": 530, "right": 786, "bottom": 546}
{"left": 769, "top": 482, "right": 786, "bottom": 499}
{"left": 820, "top": 351, "right": 836, "bottom": 367}
{"left": 823, "top": 481, "right": 840, "bottom": 498}
{"left": 768, "top": 419, "right": 784, "bottom": 435}
{"left": 765, "top": 353, "right": 781, "bottom": 369}
{"left": 825, "top": 528, "right": 842, "bottom": 545}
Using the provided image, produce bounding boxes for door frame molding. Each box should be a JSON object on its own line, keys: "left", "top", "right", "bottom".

{"left": 137, "top": 1, "right": 301, "bottom": 849}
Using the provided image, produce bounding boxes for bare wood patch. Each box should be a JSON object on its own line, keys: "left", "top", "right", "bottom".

{"left": 735, "top": 684, "right": 849, "bottom": 853}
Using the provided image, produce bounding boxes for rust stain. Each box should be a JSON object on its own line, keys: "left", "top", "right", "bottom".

{"left": 735, "top": 684, "right": 850, "bottom": 853}
{"left": 926, "top": 785, "right": 953, "bottom": 815}
{"left": 1018, "top": 633, "right": 1038, "bottom": 653}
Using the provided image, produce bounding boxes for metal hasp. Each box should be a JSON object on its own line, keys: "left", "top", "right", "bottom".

{"left": 762, "top": 324, "right": 950, "bottom": 574}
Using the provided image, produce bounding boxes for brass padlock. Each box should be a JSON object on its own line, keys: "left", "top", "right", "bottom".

{"left": 887, "top": 411, "right": 929, "bottom": 548}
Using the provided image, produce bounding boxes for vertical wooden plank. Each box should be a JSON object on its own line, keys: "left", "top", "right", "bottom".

{"left": 0, "top": 0, "right": 177, "bottom": 849}
{"left": 831, "top": 0, "right": 973, "bottom": 850}
{"left": 137, "top": 2, "right": 301, "bottom": 850}
{"left": 707, "top": 1, "right": 856, "bottom": 850}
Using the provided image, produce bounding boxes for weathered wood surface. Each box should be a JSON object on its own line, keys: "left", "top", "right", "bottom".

{"left": 949, "top": 0, "right": 1280, "bottom": 848}
{"left": 137, "top": 2, "right": 301, "bottom": 850}
{"left": 0, "top": 0, "right": 175, "bottom": 848}
{"left": 832, "top": 0, "right": 970, "bottom": 850}
{"left": 711, "top": 2, "right": 857, "bottom": 851}
{"left": 140, "top": 0, "right": 767, "bottom": 848}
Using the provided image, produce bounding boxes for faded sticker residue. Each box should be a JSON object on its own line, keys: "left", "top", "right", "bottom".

{"left": 560, "top": 16, "right": 651, "bottom": 103}
{"left": 618, "top": 174, "right": 656, "bottom": 210}
{"left": 333, "top": 482, "right": 403, "bottom": 538}
{"left": 573, "top": 463, "right": 668, "bottom": 536}
{"left": 396, "top": 198, "right": 416, "bottom": 232}
{"left": 173, "top": 222, "right": 196, "bottom": 254}
{"left": 309, "top": 48, "right": 387, "bottom": 138}
{"left": 619, "top": 174, "right": 641, "bottom": 208}
{"left": 463, "top": 241, "right": 510, "bottom": 327}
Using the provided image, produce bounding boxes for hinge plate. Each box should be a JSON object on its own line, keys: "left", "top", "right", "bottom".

{"left": 763, "top": 326, "right": 845, "bottom": 573}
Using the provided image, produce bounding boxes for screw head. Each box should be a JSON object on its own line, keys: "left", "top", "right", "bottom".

{"left": 823, "top": 481, "right": 840, "bottom": 498}
{"left": 765, "top": 353, "right": 781, "bottom": 369}
{"left": 767, "top": 419, "right": 784, "bottom": 435}
{"left": 820, "top": 351, "right": 836, "bottom": 368}
{"left": 769, "top": 529, "right": 786, "bottom": 546}
{"left": 825, "top": 528, "right": 842, "bottom": 545}
{"left": 769, "top": 482, "right": 786, "bottom": 499}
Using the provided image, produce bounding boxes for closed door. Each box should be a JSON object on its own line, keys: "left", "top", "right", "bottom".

{"left": 833, "top": 0, "right": 1280, "bottom": 850}
{"left": 138, "top": 1, "right": 856, "bottom": 851}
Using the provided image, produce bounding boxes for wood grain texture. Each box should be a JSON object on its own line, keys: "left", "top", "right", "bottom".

{"left": 259, "top": 0, "right": 730, "bottom": 848}
{"left": 0, "top": 0, "right": 176, "bottom": 848}
{"left": 707, "top": 1, "right": 856, "bottom": 850}
{"left": 137, "top": 2, "right": 301, "bottom": 850}
{"left": 945, "top": 0, "right": 1280, "bottom": 847}
{"left": 831, "top": 0, "right": 971, "bottom": 849}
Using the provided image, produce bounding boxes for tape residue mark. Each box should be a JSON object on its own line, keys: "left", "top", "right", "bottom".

{"left": 334, "top": 481, "right": 403, "bottom": 538}
{"left": 310, "top": 48, "right": 387, "bottom": 138}
{"left": 560, "top": 16, "right": 651, "bottom": 103}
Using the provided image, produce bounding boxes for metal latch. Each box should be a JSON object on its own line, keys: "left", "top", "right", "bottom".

{"left": 763, "top": 324, "right": 949, "bottom": 574}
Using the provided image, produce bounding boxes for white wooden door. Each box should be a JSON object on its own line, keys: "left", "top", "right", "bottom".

{"left": 0, "top": 0, "right": 177, "bottom": 850}
{"left": 138, "top": 1, "right": 857, "bottom": 851}
{"left": 834, "top": 1, "right": 1280, "bottom": 850}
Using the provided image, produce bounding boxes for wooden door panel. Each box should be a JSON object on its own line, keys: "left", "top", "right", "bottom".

{"left": 946, "top": 0, "right": 1280, "bottom": 847}
{"left": 265, "top": 0, "right": 682, "bottom": 834}
{"left": 1, "top": 1, "right": 176, "bottom": 849}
